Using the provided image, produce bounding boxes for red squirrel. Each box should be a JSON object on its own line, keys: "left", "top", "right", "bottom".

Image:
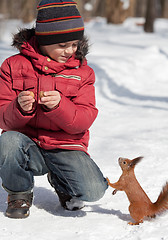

{"left": 107, "top": 157, "right": 168, "bottom": 225}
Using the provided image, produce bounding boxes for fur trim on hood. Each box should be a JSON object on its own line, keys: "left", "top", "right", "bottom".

{"left": 12, "top": 28, "right": 89, "bottom": 63}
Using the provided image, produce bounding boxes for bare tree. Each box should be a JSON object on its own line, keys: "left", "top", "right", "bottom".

{"left": 105, "top": 0, "right": 127, "bottom": 24}
{"left": 20, "top": 0, "right": 36, "bottom": 23}
{"left": 144, "top": 0, "right": 156, "bottom": 32}
{"left": 135, "top": 0, "right": 146, "bottom": 17}
{"left": 161, "top": 0, "right": 168, "bottom": 18}
{"left": 0, "top": 0, "right": 8, "bottom": 16}
{"left": 105, "top": 0, "right": 137, "bottom": 24}
{"left": 0, "top": 0, "right": 39, "bottom": 22}
{"left": 128, "top": 0, "right": 137, "bottom": 17}
{"left": 92, "top": 0, "right": 105, "bottom": 17}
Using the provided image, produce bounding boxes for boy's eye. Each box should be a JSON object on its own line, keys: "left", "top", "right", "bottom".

{"left": 59, "top": 44, "right": 66, "bottom": 48}
{"left": 58, "top": 42, "right": 78, "bottom": 48}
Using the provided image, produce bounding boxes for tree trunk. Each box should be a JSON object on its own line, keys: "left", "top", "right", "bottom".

{"left": 161, "top": 0, "right": 168, "bottom": 18}
{"left": 92, "top": 0, "right": 105, "bottom": 17}
{"left": 0, "top": 0, "right": 8, "bottom": 16}
{"left": 21, "top": 0, "right": 35, "bottom": 23}
{"left": 0, "top": 0, "right": 39, "bottom": 22}
{"left": 105, "top": 0, "right": 128, "bottom": 24}
{"left": 135, "top": 0, "right": 146, "bottom": 17}
{"left": 144, "top": 0, "right": 156, "bottom": 32}
{"left": 128, "top": 0, "right": 137, "bottom": 17}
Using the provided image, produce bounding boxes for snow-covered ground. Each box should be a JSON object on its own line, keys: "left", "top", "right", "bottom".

{"left": 0, "top": 17, "right": 168, "bottom": 239}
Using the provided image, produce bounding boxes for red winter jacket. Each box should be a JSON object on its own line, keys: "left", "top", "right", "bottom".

{"left": 0, "top": 29, "right": 98, "bottom": 153}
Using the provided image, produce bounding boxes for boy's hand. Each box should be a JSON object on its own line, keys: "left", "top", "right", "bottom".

{"left": 39, "top": 91, "right": 61, "bottom": 109}
{"left": 18, "top": 91, "right": 35, "bottom": 112}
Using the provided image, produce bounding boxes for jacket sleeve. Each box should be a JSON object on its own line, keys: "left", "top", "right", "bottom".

{"left": 43, "top": 68, "right": 98, "bottom": 135}
{"left": 0, "top": 59, "right": 36, "bottom": 131}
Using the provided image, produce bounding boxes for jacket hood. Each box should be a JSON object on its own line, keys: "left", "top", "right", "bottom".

{"left": 12, "top": 28, "right": 89, "bottom": 63}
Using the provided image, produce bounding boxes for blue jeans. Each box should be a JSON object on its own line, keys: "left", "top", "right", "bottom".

{"left": 0, "top": 131, "right": 108, "bottom": 201}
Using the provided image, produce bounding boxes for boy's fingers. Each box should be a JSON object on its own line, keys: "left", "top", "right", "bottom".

{"left": 43, "top": 91, "right": 60, "bottom": 96}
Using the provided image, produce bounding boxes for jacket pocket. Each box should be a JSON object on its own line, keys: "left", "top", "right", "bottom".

{"left": 54, "top": 77, "right": 80, "bottom": 98}
{"left": 12, "top": 78, "right": 37, "bottom": 95}
{"left": 12, "top": 79, "right": 23, "bottom": 91}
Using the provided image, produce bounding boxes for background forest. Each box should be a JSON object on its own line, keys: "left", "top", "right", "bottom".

{"left": 0, "top": 0, "right": 168, "bottom": 32}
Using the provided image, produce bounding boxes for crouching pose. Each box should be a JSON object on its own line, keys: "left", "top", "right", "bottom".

{"left": 0, "top": 0, "right": 108, "bottom": 218}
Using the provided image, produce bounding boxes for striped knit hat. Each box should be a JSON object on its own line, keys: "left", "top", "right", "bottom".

{"left": 35, "top": 0, "right": 84, "bottom": 45}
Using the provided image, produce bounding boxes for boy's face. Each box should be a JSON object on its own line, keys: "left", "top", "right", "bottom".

{"left": 40, "top": 40, "right": 79, "bottom": 63}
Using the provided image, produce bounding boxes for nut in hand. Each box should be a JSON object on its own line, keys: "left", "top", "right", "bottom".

{"left": 29, "top": 91, "right": 34, "bottom": 98}
{"left": 39, "top": 91, "right": 45, "bottom": 99}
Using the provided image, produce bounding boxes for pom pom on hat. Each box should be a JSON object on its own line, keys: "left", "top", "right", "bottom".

{"left": 35, "top": 0, "right": 84, "bottom": 45}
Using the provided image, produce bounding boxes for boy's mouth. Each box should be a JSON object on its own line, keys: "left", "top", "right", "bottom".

{"left": 60, "top": 55, "right": 71, "bottom": 62}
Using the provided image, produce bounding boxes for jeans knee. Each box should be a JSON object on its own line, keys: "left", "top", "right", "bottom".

{"left": 0, "top": 131, "right": 24, "bottom": 157}
{"left": 80, "top": 178, "right": 108, "bottom": 202}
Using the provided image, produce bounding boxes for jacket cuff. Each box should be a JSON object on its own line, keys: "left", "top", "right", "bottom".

{"left": 41, "top": 102, "right": 60, "bottom": 112}
{"left": 17, "top": 100, "right": 37, "bottom": 116}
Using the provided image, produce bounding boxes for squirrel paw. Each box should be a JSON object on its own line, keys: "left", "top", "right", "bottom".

{"left": 128, "top": 220, "right": 143, "bottom": 225}
{"left": 106, "top": 177, "right": 110, "bottom": 185}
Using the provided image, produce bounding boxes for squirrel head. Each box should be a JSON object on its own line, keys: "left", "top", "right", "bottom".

{"left": 118, "top": 156, "right": 143, "bottom": 172}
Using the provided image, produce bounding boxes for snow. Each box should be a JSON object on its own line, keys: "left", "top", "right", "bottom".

{"left": 0, "top": 17, "right": 168, "bottom": 239}
{"left": 120, "top": 0, "right": 130, "bottom": 10}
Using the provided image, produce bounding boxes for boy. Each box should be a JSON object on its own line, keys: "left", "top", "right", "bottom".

{"left": 0, "top": 0, "right": 108, "bottom": 218}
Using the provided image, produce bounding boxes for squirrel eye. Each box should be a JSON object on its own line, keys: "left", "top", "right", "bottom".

{"left": 123, "top": 161, "right": 126, "bottom": 164}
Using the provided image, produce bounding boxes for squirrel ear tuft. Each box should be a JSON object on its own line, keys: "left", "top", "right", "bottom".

{"left": 130, "top": 156, "right": 143, "bottom": 167}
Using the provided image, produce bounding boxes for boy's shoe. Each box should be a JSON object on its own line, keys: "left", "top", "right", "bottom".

{"left": 65, "top": 197, "right": 85, "bottom": 211}
{"left": 6, "top": 192, "right": 33, "bottom": 218}
{"left": 47, "top": 172, "right": 85, "bottom": 211}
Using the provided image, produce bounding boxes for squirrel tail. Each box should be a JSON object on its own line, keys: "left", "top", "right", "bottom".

{"left": 152, "top": 182, "right": 168, "bottom": 215}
